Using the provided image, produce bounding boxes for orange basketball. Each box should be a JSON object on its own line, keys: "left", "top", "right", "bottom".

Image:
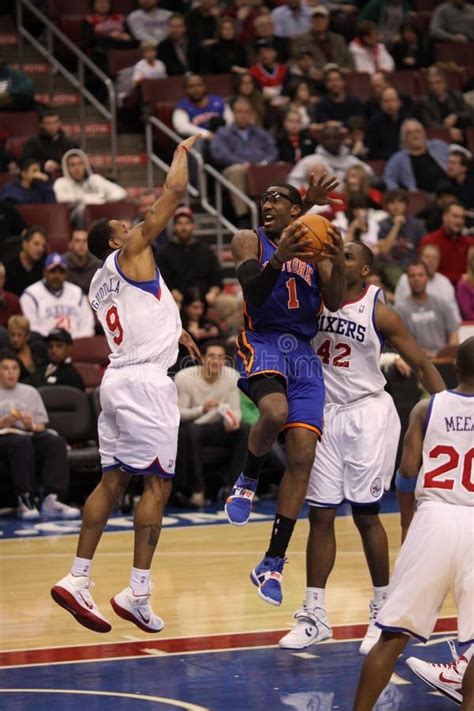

{"left": 295, "top": 214, "right": 333, "bottom": 262}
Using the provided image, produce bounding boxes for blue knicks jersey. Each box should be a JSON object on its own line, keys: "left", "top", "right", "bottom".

{"left": 244, "top": 228, "right": 323, "bottom": 341}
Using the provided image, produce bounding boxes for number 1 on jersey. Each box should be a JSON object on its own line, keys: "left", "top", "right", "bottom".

{"left": 286, "top": 278, "right": 300, "bottom": 309}
{"left": 105, "top": 305, "right": 124, "bottom": 345}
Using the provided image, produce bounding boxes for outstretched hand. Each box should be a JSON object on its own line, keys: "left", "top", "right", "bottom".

{"left": 179, "top": 329, "right": 201, "bottom": 362}
{"left": 177, "top": 134, "right": 204, "bottom": 154}
{"left": 305, "top": 172, "right": 343, "bottom": 207}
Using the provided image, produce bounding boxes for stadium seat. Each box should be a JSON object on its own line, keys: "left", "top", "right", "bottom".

{"left": 345, "top": 72, "right": 372, "bottom": 103}
{"left": 435, "top": 42, "right": 474, "bottom": 67}
{"left": 152, "top": 102, "right": 175, "bottom": 149}
{"left": 74, "top": 362, "right": 104, "bottom": 392}
{"left": 16, "top": 204, "right": 71, "bottom": 253}
{"left": 72, "top": 336, "right": 110, "bottom": 365}
{"left": 48, "top": 0, "right": 134, "bottom": 15}
{"left": 59, "top": 16, "right": 83, "bottom": 45}
{"left": 107, "top": 49, "right": 142, "bottom": 76}
{"left": 247, "top": 163, "right": 293, "bottom": 198}
{"left": 410, "top": 12, "right": 431, "bottom": 35}
{"left": 4, "top": 137, "right": 28, "bottom": 162}
{"left": 407, "top": 191, "right": 427, "bottom": 216}
{"left": 142, "top": 74, "right": 234, "bottom": 104}
{"left": 366, "top": 160, "right": 386, "bottom": 177}
{"left": 84, "top": 201, "right": 137, "bottom": 230}
{"left": 0, "top": 112, "right": 40, "bottom": 139}
{"left": 390, "top": 71, "right": 419, "bottom": 98}
{"left": 0, "top": 173, "right": 12, "bottom": 190}
{"left": 412, "top": 0, "right": 438, "bottom": 10}
{"left": 38, "top": 385, "right": 100, "bottom": 470}
{"left": 425, "top": 127, "right": 451, "bottom": 143}
{"left": 417, "top": 69, "right": 465, "bottom": 94}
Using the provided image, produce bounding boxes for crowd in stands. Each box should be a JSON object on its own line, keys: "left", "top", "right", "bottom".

{"left": 1, "top": 0, "right": 474, "bottom": 517}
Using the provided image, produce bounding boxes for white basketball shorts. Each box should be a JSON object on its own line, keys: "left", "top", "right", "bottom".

{"left": 306, "top": 391, "right": 401, "bottom": 507}
{"left": 98, "top": 363, "right": 179, "bottom": 477}
{"left": 377, "top": 501, "right": 474, "bottom": 644}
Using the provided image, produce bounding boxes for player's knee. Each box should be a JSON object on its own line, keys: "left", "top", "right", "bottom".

{"left": 309, "top": 506, "right": 337, "bottom": 530}
{"left": 259, "top": 401, "right": 288, "bottom": 433}
{"left": 287, "top": 442, "right": 316, "bottom": 477}
{"left": 352, "top": 505, "right": 382, "bottom": 531}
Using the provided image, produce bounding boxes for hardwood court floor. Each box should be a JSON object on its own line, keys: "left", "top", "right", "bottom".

{"left": 0, "top": 512, "right": 456, "bottom": 653}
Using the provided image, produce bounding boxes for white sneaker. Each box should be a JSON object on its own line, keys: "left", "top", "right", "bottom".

{"left": 406, "top": 643, "right": 464, "bottom": 705}
{"left": 51, "top": 573, "right": 112, "bottom": 633}
{"left": 359, "top": 599, "right": 383, "bottom": 655}
{"left": 279, "top": 605, "right": 333, "bottom": 649}
{"left": 41, "top": 493, "right": 81, "bottom": 519}
{"left": 110, "top": 586, "right": 165, "bottom": 633}
{"left": 16, "top": 494, "right": 40, "bottom": 521}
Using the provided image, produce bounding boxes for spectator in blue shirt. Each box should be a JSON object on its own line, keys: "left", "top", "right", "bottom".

{"left": 272, "top": 0, "right": 312, "bottom": 39}
{"left": 172, "top": 74, "right": 233, "bottom": 141}
{"left": 209, "top": 97, "right": 278, "bottom": 225}
{"left": 0, "top": 159, "right": 56, "bottom": 205}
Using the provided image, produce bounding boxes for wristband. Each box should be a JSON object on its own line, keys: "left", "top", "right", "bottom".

{"left": 395, "top": 469, "right": 417, "bottom": 493}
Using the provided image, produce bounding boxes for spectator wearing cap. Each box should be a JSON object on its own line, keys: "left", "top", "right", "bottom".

{"left": 250, "top": 39, "right": 288, "bottom": 104}
{"left": 349, "top": 20, "right": 395, "bottom": 74}
{"left": 64, "top": 229, "right": 101, "bottom": 295}
{"left": 209, "top": 98, "right": 278, "bottom": 225}
{"left": 314, "top": 67, "right": 364, "bottom": 127}
{"left": 127, "top": 0, "right": 171, "bottom": 46}
{"left": 271, "top": 0, "right": 312, "bottom": 39}
{"left": 7, "top": 315, "right": 47, "bottom": 384}
{"left": 0, "top": 262, "right": 21, "bottom": 328}
{"left": 290, "top": 6, "right": 354, "bottom": 72}
{"left": 132, "top": 41, "right": 167, "bottom": 86}
{"left": 29, "top": 328, "right": 85, "bottom": 391}
{"left": 444, "top": 149, "right": 474, "bottom": 214}
{"left": 20, "top": 253, "right": 95, "bottom": 338}
{"left": 155, "top": 206, "right": 223, "bottom": 309}
{"left": 365, "top": 87, "right": 412, "bottom": 160}
{"left": 0, "top": 158, "right": 56, "bottom": 206}
{"left": 0, "top": 351, "right": 79, "bottom": 521}
{"left": 419, "top": 202, "right": 474, "bottom": 285}
{"left": 4, "top": 226, "right": 47, "bottom": 297}
{"left": 384, "top": 119, "right": 449, "bottom": 193}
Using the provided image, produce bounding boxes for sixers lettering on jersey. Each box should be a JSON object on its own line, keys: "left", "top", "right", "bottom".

{"left": 244, "top": 227, "right": 323, "bottom": 341}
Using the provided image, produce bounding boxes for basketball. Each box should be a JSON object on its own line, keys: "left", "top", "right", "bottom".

{"left": 294, "top": 214, "right": 333, "bottom": 262}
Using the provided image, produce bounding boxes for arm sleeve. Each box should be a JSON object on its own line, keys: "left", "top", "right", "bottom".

{"left": 53, "top": 178, "right": 79, "bottom": 207}
{"left": 227, "top": 371, "right": 241, "bottom": 424}
{"left": 127, "top": 11, "right": 150, "bottom": 42}
{"left": 19, "top": 291, "right": 40, "bottom": 332}
{"left": 223, "top": 103, "right": 234, "bottom": 126}
{"left": 262, "top": 131, "right": 279, "bottom": 162}
{"left": 443, "top": 299, "right": 461, "bottom": 334}
{"left": 378, "top": 44, "right": 395, "bottom": 72}
{"left": 237, "top": 259, "right": 281, "bottom": 307}
{"left": 41, "top": 181, "right": 57, "bottom": 204}
{"left": 208, "top": 131, "right": 238, "bottom": 168}
{"left": 429, "top": 6, "right": 454, "bottom": 41}
{"left": 32, "top": 389, "right": 48, "bottom": 425}
{"left": 175, "top": 373, "right": 205, "bottom": 422}
{"left": 394, "top": 275, "right": 410, "bottom": 307}
{"left": 97, "top": 176, "right": 127, "bottom": 202}
{"left": 172, "top": 109, "right": 211, "bottom": 138}
{"left": 383, "top": 154, "right": 400, "bottom": 190}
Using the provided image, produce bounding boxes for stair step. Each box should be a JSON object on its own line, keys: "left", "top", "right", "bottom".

{"left": 62, "top": 122, "right": 111, "bottom": 136}
{"left": 89, "top": 153, "right": 147, "bottom": 169}
{"left": 36, "top": 92, "right": 80, "bottom": 106}
{"left": 11, "top": 62, "right": 49, "bottom": 74}
{"left": 0, "top": 34, "right": 19, "bottom": 45}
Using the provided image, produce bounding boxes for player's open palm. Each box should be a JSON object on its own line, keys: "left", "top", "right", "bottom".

{"left": 177, "top": 134, "right": 204, "bottom": 153}
{"left": 274, "top": 222, "right": 319, "bottom": 264}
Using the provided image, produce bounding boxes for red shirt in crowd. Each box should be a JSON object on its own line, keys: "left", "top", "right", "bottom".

{"left": 0, "top": 290, "right": 21, "bottom": 327}
{"left": 419, "top": 229, "right": 474, "bottom": 285}
{"left": 250, "top": 62, "right": 287, "bottom": 95}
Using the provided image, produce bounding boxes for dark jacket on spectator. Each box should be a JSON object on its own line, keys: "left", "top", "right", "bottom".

{"left": 29, "top": 359, "right": 85, "bottom": 391}
{"left": 65, "top": 251, "right": 101, "bottom": 295}
{"left": 155, "top": 237, "right": 223, "bottom": 300}
{"left": 0, "top": 200, "right": 27, "bottom": 249}
{"left": 21, "top": 129, "right": 78, "bottom": 170}
{"left": 157, "top": 38, "right": 192, "bottom": 75}
{"left": 365, "top": 110, "right": 411, "bottom": 160}
{"left": 291, "top": 31, "right": 354, "bottom": 70}
{"left": 4, "top": 254, "right": 45, "bottom": 296}
{"left": 209, "top": 124, "right": 278, "bottom": 169}
{"left": 416, "top": 91, "right": 474, "bottom": 129}
{"left": 206, "top": 40, "right": 248, "bottom": 74}
{"left": 0, "top": 290, "right": 21, "bottom": 327}
{"left": 315, "top": 95, "right": 364, "bottom": 126}
{"left": 276, "top": 129, "right": 316, "bottom": 163}
{"left": 0, "top": 177, "right": 56, "bottom": 205}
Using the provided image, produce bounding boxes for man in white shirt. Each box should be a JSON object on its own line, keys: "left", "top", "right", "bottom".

{"left": 349, "top": 20, "right": 395, "bottom": 74}
{"left": 395, "top": 243, "right": 462, "bottom": 324}
{"left": 20, "top": 253, "right": 95, "bottom": 339}
{"left": 174, "top": 340, "right": 249, "bottom": 506}
{"left": 127, "top": 0, "right": 171, "bottom": 46}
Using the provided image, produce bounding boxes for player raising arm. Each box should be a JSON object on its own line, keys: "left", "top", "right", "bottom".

{"left": 51, "top": 136, "right": 201, "bottom": 635}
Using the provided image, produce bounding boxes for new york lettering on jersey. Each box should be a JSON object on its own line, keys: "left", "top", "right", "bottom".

{"left": 312, "top": 284, "right": 386, "bottom": 404}
{"left": 88, "top": 251, "right": 181, "bottom": 370}
{"left": 417, "top": 390, "right": 474, "bottom": 507}
{"left": 243, "top": 227, "right": 323, "bottom": 341}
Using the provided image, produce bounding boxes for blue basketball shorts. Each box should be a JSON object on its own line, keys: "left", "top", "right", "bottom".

{"left": 236, "top": 330, "right": 325, "bottom": 437}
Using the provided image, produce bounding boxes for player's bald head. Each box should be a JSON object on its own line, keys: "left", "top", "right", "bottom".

{"left": 456, "top": 337, "right": 474, "bottom": 382}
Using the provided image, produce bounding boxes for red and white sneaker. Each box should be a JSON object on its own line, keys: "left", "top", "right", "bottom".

{"left": 110, "top": 586, "right": 164, "bottom": 633}
{"left": 406, "top": 643, "right": 464, "bottom": 705}
{"left": 51, "top": 573, "right": 112, "bottom": 633}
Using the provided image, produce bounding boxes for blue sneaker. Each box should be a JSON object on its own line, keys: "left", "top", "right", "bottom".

{"left": 224, "top": 474, "right": 258, "bottom": 526}
{"left": 250, "top": 555, "right": 286, "bottom": 606}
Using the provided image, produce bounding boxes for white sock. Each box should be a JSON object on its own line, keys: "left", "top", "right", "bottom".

{"left": 305, "top": 587, "right": 325, "bottom": 609}
{"left": 71, "top": 556, "right": 92, "bottom": 578}
{"left": 130, "top": 567, "right": 151, "bottom": 596}
{"left": 373, "top": 585, "right": 389, "bottom": 606}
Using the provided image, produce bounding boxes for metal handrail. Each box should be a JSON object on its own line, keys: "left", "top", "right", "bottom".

{"left": 145, "top": 116, "right": 259, "bottom": 245}
{"left": 16, "top": 0, "right": 117, "bottom": 177}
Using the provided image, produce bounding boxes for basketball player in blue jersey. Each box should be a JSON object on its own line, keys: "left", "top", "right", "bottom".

{"left": 225, "top": 175, "right": 345, "bottom": 606}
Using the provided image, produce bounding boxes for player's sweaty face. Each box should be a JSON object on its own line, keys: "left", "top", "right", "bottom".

{"left": 261, "top": 187, "right": 294, "bottom": 236}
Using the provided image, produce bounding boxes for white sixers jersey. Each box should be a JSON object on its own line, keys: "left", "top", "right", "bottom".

{"left": 416, "top": 390, "right": 474, "bottom": 506}
{"left": 312, "top": 284, "right": 386, "bottom": 405}
{"left": 89, "top": 251, "right": 181, "bottom": 369}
